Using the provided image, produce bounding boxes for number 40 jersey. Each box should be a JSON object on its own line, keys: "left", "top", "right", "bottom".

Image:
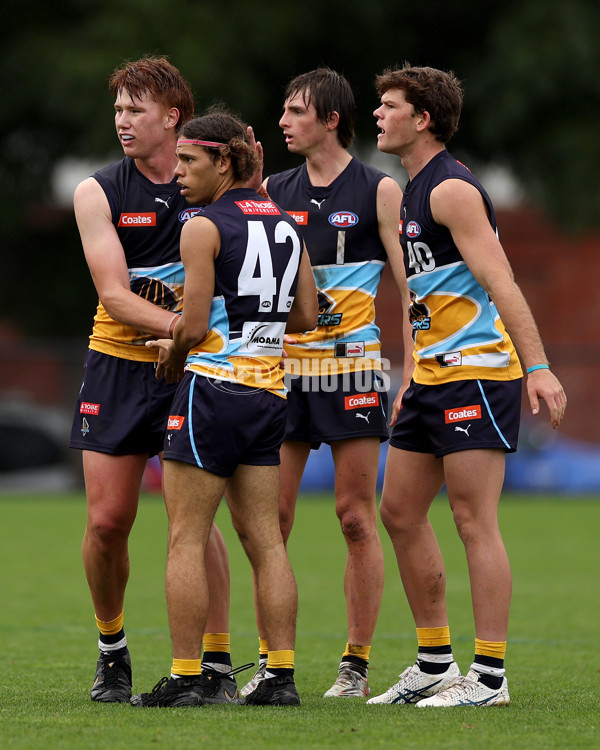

{"left": 400, "top": 151, "right": 522, "bottom": 386}
{"left": 185, "top": 188, "right": 304, "bottom": 397}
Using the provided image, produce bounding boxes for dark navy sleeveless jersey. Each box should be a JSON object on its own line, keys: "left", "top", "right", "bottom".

{"left": 89, "top": 157, "right": 201, "bottom": 360}
{"left": 267, "top": 157, "right": 386, "bottom": 266}
{"left": 400, "top": 150, "right": 521, "bottom": 385}
{"left": 93, "top": 156, "right": 191, "bottom": 267}
{"left": 266, "top": 158, "right": 388, "bottom": 374}
{"left": 186, "top": 188, "right": 304, "bottom": 396}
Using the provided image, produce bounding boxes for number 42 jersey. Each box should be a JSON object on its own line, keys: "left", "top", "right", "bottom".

{"left": 185, "top": 188, "right": 304, "bottom": 397}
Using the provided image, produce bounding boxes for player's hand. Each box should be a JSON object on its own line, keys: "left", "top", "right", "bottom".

{"left": 389, "top": 383, "right": 409, "bottom": 427}
{"left": 247, "top": 126, "right": 264, "bottom": 191}
{"left": 146, "top": 339, "right": 185, "bottom": 383}
{"left": 526, "top": 368, "right": 567, "bottom": 429}
{"left": 280, "top": 334, "right": 298, "bottom": 368}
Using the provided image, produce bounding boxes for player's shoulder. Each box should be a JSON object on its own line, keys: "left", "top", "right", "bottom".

{"left": 266, "top": 163, "right": 305, "bottom": 190}
{"left": 93, "top": 156, "right": 130, "bottom": 181}
{"left": 344, "top": 156, "right": 388, "bottom": 191}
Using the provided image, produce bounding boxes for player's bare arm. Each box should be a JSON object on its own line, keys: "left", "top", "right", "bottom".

{"left": 74, "top": 177, "right": 179, "bottom": 339}
{"left": 376, "top": 176, "right": 415, "bottom": 425}
{"left": 285, "top": 244, "right": 318, "bottom": 334}
{"left": 146, "top": 216, "right": 218, "bottom": 383}
{"left": 431, "top": 178, "right": 567, "bottom": 428}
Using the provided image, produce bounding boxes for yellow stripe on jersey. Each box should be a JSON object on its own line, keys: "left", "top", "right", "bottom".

{"left": 89, "top": 302, "right": 159, "bottom": 362}
{"left": 413, "top": 312, "right": 522, "bottom": 385}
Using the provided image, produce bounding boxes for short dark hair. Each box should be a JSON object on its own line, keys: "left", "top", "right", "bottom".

{"left": 109, "top": 56, "right": 195, "bottom": 128}
{"left": 285, "top": 68, "right": 356, "bottom": 148}
{"left": 180, "top": 107, "right": 260, "bottom": 182}
{"left": 376, "top": 63, "right": 463, "bottom": 144}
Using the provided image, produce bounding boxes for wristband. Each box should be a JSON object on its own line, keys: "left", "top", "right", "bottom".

{"left": 526, "top": 364, "right": 549, "bottom": 374}
{"left": 167, "top": 313, "right": 180, "bottom": 339}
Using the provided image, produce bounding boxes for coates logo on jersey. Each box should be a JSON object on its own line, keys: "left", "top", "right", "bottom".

{"left": 80, "top": 402, "right": 100, "bottom": 416}
{"left": 328, "top": 211, "right": 359, "bottom": 228}
{"left": 444, "top": 405, "right": 481, "bottom": 424}
{"left": 167, "top": 416, "right": 185, "bottom": 430}
{"left": 344, "top": 392, "right": 380, "bottom": 410}
{"left": 179, "top": 207, "right": 203, "bottom": 223}
{"left": 236, "top": 200, "right": 281, "bottom": 215}
{"left": 118, "top": 213, "right": 156, "bottom": 227}
{"left": 287, "top": 210, "right": 308, "bottom": 225}
{"left": 406, "top": 221, "right": 421, "bottom": 238}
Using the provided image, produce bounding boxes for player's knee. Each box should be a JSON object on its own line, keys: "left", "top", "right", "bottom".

{"left": 87, "top": 513, "right": 131, "bottom": 548}
{"left": 337, "top": 506, "right": 373, "bottom": 544}
{"left": 278, "top": 507, "right": 294, "bottom": 542}
{"left": 451, "top": 505, "right": 478, "bottom": 545}
{"left": 379, "top": 498, "right": 412, "bottom": 538}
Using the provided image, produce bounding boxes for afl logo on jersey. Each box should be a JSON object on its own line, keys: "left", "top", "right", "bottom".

{"left": 406, "top": 221, "right": 421, "bottom": 238}
{"left": 178, "top": 207, "right": 203, "bottom": 223}
{"left": 328, "top": 211, "right": 359, "bottom": 228}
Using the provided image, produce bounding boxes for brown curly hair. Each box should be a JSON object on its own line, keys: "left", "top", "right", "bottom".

{"left": 179, "top": 107, "right": 260, "bottom": 181}
{"left": 376, "top": 63, "right": 463, "bottom": 144}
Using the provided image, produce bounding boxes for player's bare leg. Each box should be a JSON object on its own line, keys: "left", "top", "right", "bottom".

{"left": 82, "top": 450, "right": 147, "bottom": 702}
{"left": 379, "top": 447, "right": 447, "bottom": 627}
{"left": 366, "top": 447, "right": 459, "bottom": 706}
{"left": 323, "top": 437, "right": 383, "bottom": 697}
{"left": 162, "top": 460, "right": 226, "bottom": 659}
{"left": 204, "top": 525, "right": 230, "bottom": 634}
{"left": 82, "top": 450, "right": 148, "bottom": 621}
{"left": 228, "top": 464, "right": 300, "bottom": 705}
{"left": 278, "top": 440, "right": 312, "bottom": 542}
{"left": 242, "top": 440, "right": 309, "bottom": 696}
{"left": 417, "top": 450, "right": 512, "bottom": 708}
{"left": 161, "top": 454, "right": 231, "bottom": 664}
{"left": 331, "top": 437, "right": 384, "bottom": 644}
{"left": 443, "top": 449, "right": 511, "bottom": 642}
{"left": 227, "top": 464, "right": 297, "bottom": 651}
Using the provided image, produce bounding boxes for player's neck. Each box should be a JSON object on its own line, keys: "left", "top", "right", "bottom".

{"left": 134, "top": 142, "right": 179, "bottom": 185}
{"left": 304, "top": 145, "right": 352, "bottom": 187}
{"left": 403, "top": 141, "right": 445, "bottom": 181}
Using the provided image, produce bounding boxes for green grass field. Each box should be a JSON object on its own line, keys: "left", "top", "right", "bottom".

{"left": 1, "top": 491, "right": 598, "bottom": 749}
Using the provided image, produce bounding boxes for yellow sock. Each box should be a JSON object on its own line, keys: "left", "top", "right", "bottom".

{"left": 95, "top": 612, "right": 124, "bottom": 636}
{"left": 259, "top": 638, "right": 269, "bottom": 659}
{"left": 416, "top": 626, "right": 451, "bottom": 649}
{"left": 171, "top": 658, "right": 202, "bottom": 677}
{"left": 266, "top": 650, "right": 295, "bottom": 670}
{"left": 343, "top": 643, "right": 371, "bottom": 662}
{"left": 202, "top": 633, "right": 230, "bottom": 653}
{"left": 474, "top": 638, "right": 507, "bottom": 660}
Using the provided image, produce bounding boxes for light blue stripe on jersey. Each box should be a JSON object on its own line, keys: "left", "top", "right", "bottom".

{"left": 313, "top": 260, "right": 385, "bottom": 297}
{"left": 477, "top": 380, "right": 511, "bottom": 449}
{"left": 129, "top": 261, "right": 185, "bottom": 285}
{"left": 187, "top": 373, "right": 204, "bottom": 468}
{"left": 185, "top": 297, "right": 234, "bottom": 373}
{"left": 409, "top": 261, "right": 503, "bottom": 358}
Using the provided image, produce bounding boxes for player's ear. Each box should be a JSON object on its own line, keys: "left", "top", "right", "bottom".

{"left": 165, "top": 107, "right": 180, "bottom": 131}
{"left": 416, "top": 110, "right": 431, "bottom": 133}
{"left": 325, "top": 110, "right": 340, "bottom": 131}
{"left": 217, "top": 153, "right": 231, "bottom": 174}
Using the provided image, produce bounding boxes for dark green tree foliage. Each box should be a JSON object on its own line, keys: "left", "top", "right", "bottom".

{"left": 1, "top": 0, "right": 598, "bottom": 335}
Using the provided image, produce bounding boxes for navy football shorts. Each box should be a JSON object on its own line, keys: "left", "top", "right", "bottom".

{"left": 284, "top": 369, "right": 389, "bottom": 448}
{"left": 390, "top": 378, "right": 522, "bottom": 458}
{"left": 163, "top": 371, "right": 287, "bottom": 477}
{"left": 69, "top": 348, "right": 178, "bottom": 456}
